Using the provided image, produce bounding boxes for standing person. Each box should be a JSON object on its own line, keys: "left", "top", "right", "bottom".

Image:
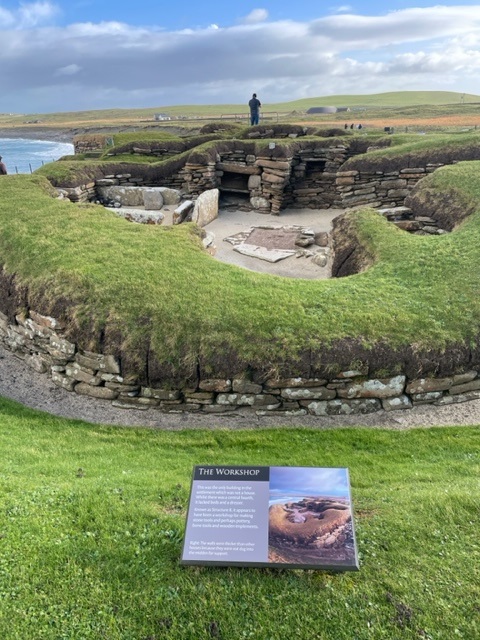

{"left": 248, "top": 93, "right": 261, "bottom": 126}
{"left": 0, "top": 156, "right": 7, "bottom": 175}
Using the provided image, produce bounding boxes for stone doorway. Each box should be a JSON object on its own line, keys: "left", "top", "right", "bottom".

{"left": 218, "top": 171, "right": 252, "bottom": 210}
{"left": 219, "top": 171, "right": 250, "bottom": 193}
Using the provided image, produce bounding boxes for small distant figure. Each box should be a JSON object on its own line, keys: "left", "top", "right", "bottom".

{"left": 357, "top": 123, "right": 363, "bottom": 130}
{"left": 344, "top": 123, "right": 348, "bottom": 129}
{"left": 350, "top": 123, "right": 354, "bottom": 130}
{"left": 249, "top": 93, "right": 261, "bottom": 126}
{"left": 0, "top": 156, "right": 7, "bottom": 175}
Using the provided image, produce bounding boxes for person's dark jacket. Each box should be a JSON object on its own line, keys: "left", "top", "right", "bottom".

{"left": 249, "top": 97, "right": 261, "bottom": 114}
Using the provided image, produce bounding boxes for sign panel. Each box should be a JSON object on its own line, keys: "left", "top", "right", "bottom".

{"left": 181, "top": 465, "right": 359, "bottom": 570}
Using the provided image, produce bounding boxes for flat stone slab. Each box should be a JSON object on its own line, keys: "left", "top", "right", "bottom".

{"left": 224, "top": 228, "right": 254, "bottom": 246}
{"left": 224, "top": 224, "right": 315, "bottom": 248}
{"left": 111, "top": 207, "right": 164, "bottom": 224}
{"left": 225, "top": 224, "right": 323, "bottom": 263}
{"left": 234, "top": 243, "right": 296, "bottom": 262}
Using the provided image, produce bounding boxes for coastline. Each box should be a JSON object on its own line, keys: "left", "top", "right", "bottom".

{"left": 0, "top": 123, "right": 201, "bottom": 144}
{"left": 0, "top": 126, "right": 75, "bottom": 143}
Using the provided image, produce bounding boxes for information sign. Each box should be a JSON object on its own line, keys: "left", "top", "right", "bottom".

{"left": 181, "top": 465, "right": 359, "bottom": 570}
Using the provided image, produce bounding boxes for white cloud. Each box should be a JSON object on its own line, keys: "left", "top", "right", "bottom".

{"left": 0, "top": 1, "right": 59, "bottom": 29}
{"left": 332, "top": 5, "right": 353, "bottom": 13}
{"left": 242, "top": 8, "right": 269, "bottom": 25}
{"left": 309, "top": 6, "right": 480, "bottom": 48}
{"left": 2, "top": 5, "right": 480, "bottom": 112}
{"left": 18, "top": 1, "right": 58, "bottom": 27}
{"left": 389, "top": 46, "right": 480, "bottom": 74}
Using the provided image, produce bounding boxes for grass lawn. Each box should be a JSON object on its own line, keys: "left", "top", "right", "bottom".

{"left": 0, "top": 396, "right": 478, "bottom": 639}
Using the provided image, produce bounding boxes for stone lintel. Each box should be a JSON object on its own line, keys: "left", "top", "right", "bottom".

{"left": 216, "top": 163, "right": 261, "bottom": 175}
{"left": 254, "top": 159, "right": 291, "bottom": 170}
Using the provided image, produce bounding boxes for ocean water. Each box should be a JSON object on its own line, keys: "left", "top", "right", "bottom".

{"left": 0, "top": 138, "right": 74, "bottom": 174}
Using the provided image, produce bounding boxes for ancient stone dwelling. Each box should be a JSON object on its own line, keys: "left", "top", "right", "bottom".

{"left": 65, "top": 129, "right": 451, "bottom": 222}
{"left": 1, "top": 127, "right": 479, "bottom": 418}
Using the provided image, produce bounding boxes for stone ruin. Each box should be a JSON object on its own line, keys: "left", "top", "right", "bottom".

{"left": 2, "top": 133, "right": 478, "bottom": 417}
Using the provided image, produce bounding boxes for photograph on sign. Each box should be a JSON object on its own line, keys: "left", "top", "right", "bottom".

{"left": 181, "top": 465, "right": 358, "bottom": 571}
{"left": 268, "top": 466, "right": 357, "bottom": 568}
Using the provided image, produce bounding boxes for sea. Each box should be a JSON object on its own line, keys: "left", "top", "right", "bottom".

{"left": 0, "top": 137, "right": 74, "bottom": 174}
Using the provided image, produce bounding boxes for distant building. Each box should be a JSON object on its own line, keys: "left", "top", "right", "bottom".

{"left": 154, "top": 113, "right": 171, "bottom": 121}
{"left": 307, "top": 106, "right": 337, "bottom": 114}
{"left": 306, "top": 106, "right": 351, "bottom": 114}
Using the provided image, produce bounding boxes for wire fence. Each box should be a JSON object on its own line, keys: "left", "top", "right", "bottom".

{"left": 220, "top": 112, "right": 280, "bottom": 122}
{"left": 10, "top": 159, "right": 51, "bottom": 175}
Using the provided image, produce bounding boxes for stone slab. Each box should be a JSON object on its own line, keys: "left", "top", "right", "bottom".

{"left": 234, "top": 243, "right": 296, "bottom": 262}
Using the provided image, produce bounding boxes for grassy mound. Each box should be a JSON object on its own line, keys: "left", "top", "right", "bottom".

{"left": 103, "top": 134, "right": 223, "bottom": 158}
{"left": 1, "top": 155, "right": 480, "bottom": 383}
{"left": 344, "top": 132, "right": 480, "bottom": 172}
{"left": 0, "top": 398, "right": 478, "bottom": 639}
{"left": 37, "top": 136, "right": 354, "bottom": 188}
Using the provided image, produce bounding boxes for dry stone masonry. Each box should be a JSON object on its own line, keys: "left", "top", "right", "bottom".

{"left": 335, "top": 165, "right": 444, "bottom": 210}
{"left": 1, "top": 309, "right": 479, "bottom": 415}
{"left": 59, "top": 140, "right": 452, "bottom": 223}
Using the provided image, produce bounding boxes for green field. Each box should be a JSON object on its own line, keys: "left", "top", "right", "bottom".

{"left": 1, "top": 91, "right": 479, "bottom": 127}
{"left": 0, "top": 396, "right": 478, "bottom": 639}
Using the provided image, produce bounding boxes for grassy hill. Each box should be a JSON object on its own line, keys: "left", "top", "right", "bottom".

{"left": 2, "top": 155, "right": 480, "bottom": 382}
{"left": 270, "top": 90, "right": 480, "bottom": 111}
{"left": 1, "top": 91, "right": 479, "bottom": 128}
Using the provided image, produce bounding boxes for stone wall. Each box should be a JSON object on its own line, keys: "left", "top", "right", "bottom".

{"left": 74, "top": 135, "right": 112, "bottom": 155}
{"left": 206, "top": 145, "right": 355, "bottom": 213}
{"left": 58, "top": 171, "right": 148, "bottom": 203}
{"left": 336, "top": 164, "right": 444, "bottom": 209}
{"left": 58, "top": 181, "right": 97, "bottom": 203}
{"left": 61, "top": 143, "right": 452, "bottom": 215}
{"left": 178, "top": 161, "right": 218, "bottom": 199}
{"left": 65, "top": 137, "right": 478, "bottom": 217}
{"left": 214, "top": 149, "right": 290, "bottom": 213}
{"left": 59, "top": 171, "right": 181, "bottom": 203}
{"left": 287, "top": 145, "right": 351, "bottom": 209}
{"left": 376, "top": 206, "right": 448, "bottom": 235}
{"left": 107, "top": 146, "right": 181, "bottom": 160}
{"left": 180, "top": 144, "right": 354, "bottom": 214}
{"left": 60, "top": 142, "right": 359, "bottom": 213}
{"left": 2, "top": 309, "right": 479, "bottom": 415}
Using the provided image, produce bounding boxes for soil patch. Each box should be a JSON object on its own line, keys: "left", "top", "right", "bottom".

{"left": 247, "top": 227, "right": 299, "bottom": 250}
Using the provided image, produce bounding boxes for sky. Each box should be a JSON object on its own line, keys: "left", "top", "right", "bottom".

{"left": 2, "top": 1, "right": 480, "bottom": 114}
{"left": 269, "top": 467, "right": 350, "bottom": 499}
